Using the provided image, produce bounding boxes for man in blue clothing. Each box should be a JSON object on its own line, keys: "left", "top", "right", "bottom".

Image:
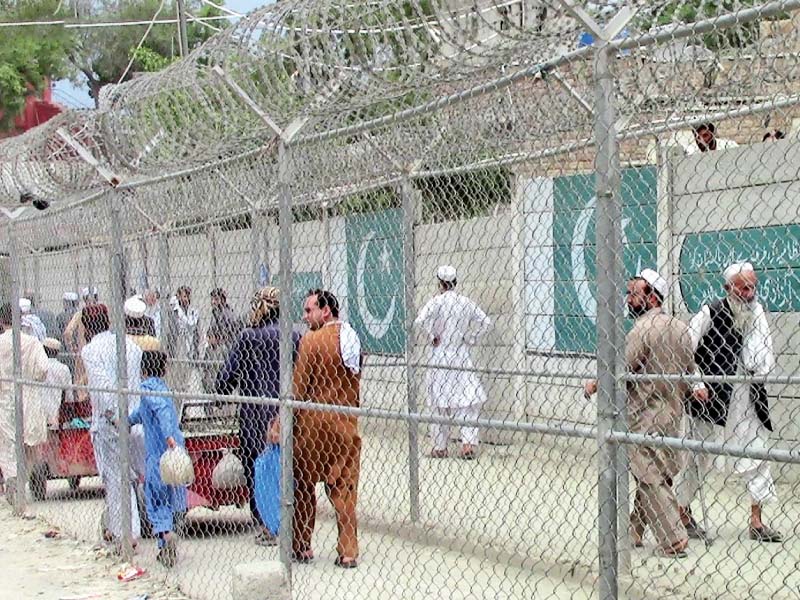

{"left": 216, "top": 286, "right": 300, "bottom": 547}
{"left": 130, "top": 338, "right": 187, "bottom": 568}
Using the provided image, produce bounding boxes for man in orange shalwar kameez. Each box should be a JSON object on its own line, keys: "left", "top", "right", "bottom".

{"left": 290, "top": 289, "right": 362, "bottom": 569}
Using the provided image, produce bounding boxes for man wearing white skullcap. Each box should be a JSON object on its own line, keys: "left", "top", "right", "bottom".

{"left": 585, "top": 269, "right": 696, "bottom": 557}
{"left": 19, "top": 298, "right": 47, "bottom": 341}
{"left": 675, "top": 261, "right": 781, "bottom": 542}
{"left": 0, "top": 302, "right": 50, "bottom": 498}
{"left": 57, "top": 292, "right": 80, "bottom": 344}
{"left": 414, "top": 265, "right": 492, "bottom": 460}
{"left": 62, "top": 287, "right": 100, "bottom": 402}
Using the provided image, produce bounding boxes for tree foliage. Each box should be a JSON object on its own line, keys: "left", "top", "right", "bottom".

{"left": 639, "top": 0, "right": 785, "bottom": 50}
{"left": 70, "top": 0, "right": 226, "bottom": 105}
{"left": 1, "top": 0, "right": 227, "bottom": 125}
{"left": 0, "top": 0, "right": 75, "bottom": 127}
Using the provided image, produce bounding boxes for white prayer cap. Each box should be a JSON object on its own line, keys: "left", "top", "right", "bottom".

{"left": 63, "top": 292, "right": 79, "bottom": 302}
{"left": 637, "top": 268, "right": 669, "bottom": 299}
{"left": 81, "top": 286, "right": 98, "bottom": 298}
{"left": 723, "top": 261, "right": 754, "bottom": 283}
{"left": 124, "top": 295, "right": 147, "bottom": 319}
{"left": 19, "top": 298, "right": 32, "bottom": 313}
{"left": 437, "top": 265, "right": 457, "bottom": 283}
{"left": 42, "top": 337, "right": 62, "bottom": 352}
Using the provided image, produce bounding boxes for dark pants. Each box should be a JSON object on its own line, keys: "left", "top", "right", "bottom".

{"left": 239, "top": 405, "right": 272, "bottom": 528}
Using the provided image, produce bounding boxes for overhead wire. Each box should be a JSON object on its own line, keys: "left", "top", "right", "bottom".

{"left": 116, "top": 0, "right": 168, "bottom": 85}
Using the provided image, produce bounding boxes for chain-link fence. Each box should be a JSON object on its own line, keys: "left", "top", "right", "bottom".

{"left": 2, "top": 1, "right": 800, "bottom": 599}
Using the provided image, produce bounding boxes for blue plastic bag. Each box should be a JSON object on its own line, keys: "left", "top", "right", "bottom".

{"left": 254, "top": 444, "right": 281, "bottom": 536}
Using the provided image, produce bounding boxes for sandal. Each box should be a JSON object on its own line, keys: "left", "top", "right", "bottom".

{"left": 656, "top": 542, "right": 688, "bottom": 559}
{"left": 157, "top": 535, "right": 177, "bottom": 568}
{"left": 255, "top": 531, "right": 278, "bottom": 547}
{"left": 429, "top": 449, "right": 448, "bottom": 459}
{"left": 749, "top": 525, "right": 782, "bottom": 543}
{"left": 291, "top": 550, "right": 314, "bottom": 563}
{"left": 630, "top": 520, "right": 645, "bottom": 548}
{"left": 684, "top": 516, "right": 708, "bottom": 540}
{"left": 334, "top": 556, "right": 358, "bottom": 569}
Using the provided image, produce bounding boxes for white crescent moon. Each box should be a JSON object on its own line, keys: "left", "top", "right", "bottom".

{"left": 570, "top": 196, "right": 638, "bottom": 324}
{"left": 356, "top": 231, "right": 397, "bottom": 340}
{"left": 571, "top": 196, "right": 597, "bottom": 321}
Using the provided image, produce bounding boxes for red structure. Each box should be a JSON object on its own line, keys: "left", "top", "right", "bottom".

{"left": 0, "top": 80, "right": 63, "bottom": 139}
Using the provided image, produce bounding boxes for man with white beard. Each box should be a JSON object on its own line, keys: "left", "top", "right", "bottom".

{"left": 676, "top": 262, "right": 781, "bottom": 543}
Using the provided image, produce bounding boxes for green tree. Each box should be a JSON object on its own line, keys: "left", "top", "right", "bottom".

{"left": 639, "top": 0, "right": 784, "bottom": 50}
{"left": 0, "top": 0, "right": 75, "bottom": 127}
{"left": 68, "top": 0, "right": 226, "bottom": 105}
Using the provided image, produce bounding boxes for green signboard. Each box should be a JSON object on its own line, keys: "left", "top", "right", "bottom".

{"left": 346, "top": 208, "right": 405, "bottom": 354}
{"left": 680, "top": 224, "right": 800, "bottom": 313}
{"left": 553, "top": 166, "right": 657, "bottom": 353}
{"left": 271, "top": 271, "right": 323, "bottom": 322}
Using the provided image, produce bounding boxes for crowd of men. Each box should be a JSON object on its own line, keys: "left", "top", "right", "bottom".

{"left": 0, "top": 265, "right": 496, "bottom": 569}
{"left": 0, "top": 257, "right": 787, "bottom": 566}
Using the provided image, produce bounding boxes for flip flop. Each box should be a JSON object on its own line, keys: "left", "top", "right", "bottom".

{"left": 749, "top": 526, "right": 782, "bottom": 543}
{"left": 291, "top": 551, "right": 314, "bottom": 564}
{"left": 656, "top": 544, "right": 688, "bottom": 559}
{"left": 334, "top": 556, "right": 358, "bottom": 569}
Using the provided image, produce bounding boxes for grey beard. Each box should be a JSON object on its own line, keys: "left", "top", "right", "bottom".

{"left": 729, "top": 296, "right": 757, "bottom": 332}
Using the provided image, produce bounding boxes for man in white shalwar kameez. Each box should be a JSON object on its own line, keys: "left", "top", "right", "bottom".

{"left": 675, "top": 262, "right": 781, "bottom": 542}
{"left": 38, "top": 338, "right": 74, "bottom": 429}
{"left": 0, "top": 303, "right": 50, "bottom": 499}
{"left": 20, "top": 298, "right": 47, "bottom": 341}
{"left": 80, "top": 304, "right": 142, "bottom": 544}
{"left": 414, "top": 266, "right": 492, "bottom": 460}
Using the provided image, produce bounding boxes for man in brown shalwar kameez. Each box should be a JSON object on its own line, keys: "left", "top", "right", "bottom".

{"left": 290, "top": 289, "right": 362, "bottom": 569}
{"left": 585, "top": 269, "right": 695, "bottom": 557}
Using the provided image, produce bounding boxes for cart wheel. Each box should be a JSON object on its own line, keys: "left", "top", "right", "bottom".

{"left": 29, "top": 465, "right": 48, "bottom": 502}
{"left": 68, "top": 477, "right": 81, "bottom": 491}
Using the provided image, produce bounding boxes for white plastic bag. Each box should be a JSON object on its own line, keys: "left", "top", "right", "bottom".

{"left": 159, "top": 446, "right": 195, "bottom": 487}
{"left": 211, "top": 448, "right": 246, "bottom": 489}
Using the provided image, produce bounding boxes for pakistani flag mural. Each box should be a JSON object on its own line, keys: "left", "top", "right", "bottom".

{"left": 524, "top": 166, "right": 658, "bottom": 354}
{"left": 346, "top": 208, "right": 405, "bottom": 354}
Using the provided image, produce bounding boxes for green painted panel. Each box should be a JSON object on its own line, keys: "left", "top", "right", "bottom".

{"left": 345, "top": 209, "right": 406, "bottom": 354}
{"left": 680, "top": 225, "right": 800, "bottom": 313}
{"left": 552, "top": 166, "right": 658, "bottom": 353}
{"left": 271, "top": 271, "right": 323, "bottom": 322}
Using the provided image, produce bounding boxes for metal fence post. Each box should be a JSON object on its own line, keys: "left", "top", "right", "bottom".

{"left": 251, "top": 208, "right": 263, "bottom": 289}
{"left": 400, "top": 179, "right": 420, "bottom": 522}
{"left": 138, "top": 237, "right": 150, "bottom": 292}
{"left": 73, "top": 248, "right": 81, "bottom": 296}
{"left": 158, "top": 232, "right": 172, "bottom": 341}
{"left": 321, "top": 203, "right": 331, "bottom": 289}
{"left": 593, "top": 43, "right": 623, "bottom": 600}
{"left": 33, "top": 253, "right": 41, "bottom": 309}
{"left": 277, "top": 140, "right": 295, "bottom": 582}
{"left": 7, "top": 222, "right": 27, "bottom": 515}
{"left": 107, "top": 192, "right": 134, "bottom": 561}
{"left": 87, "top": 242, "right": 96, "bottom": 292}
{"left": 208, "top": 225, "right": 219, "bottom": 291}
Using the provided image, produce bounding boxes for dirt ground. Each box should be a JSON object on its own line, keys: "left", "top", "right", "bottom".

{"left": 0, "top": 504, "right": 188, "bottom": 600}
